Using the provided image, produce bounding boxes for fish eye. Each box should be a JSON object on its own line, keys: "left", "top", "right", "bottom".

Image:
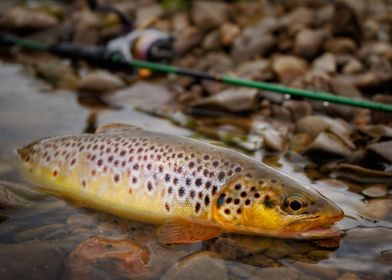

{"left": 284, "top": 195, "right": 307, "bottom": 215}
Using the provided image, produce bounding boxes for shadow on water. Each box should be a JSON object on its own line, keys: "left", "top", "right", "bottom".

{"left": 0, "top": 62, "right": 391, "bottom": 279}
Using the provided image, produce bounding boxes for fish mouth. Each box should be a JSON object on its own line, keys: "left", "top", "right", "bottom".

{"left": 280, "top": 214, "right": 342, "bottom": 239}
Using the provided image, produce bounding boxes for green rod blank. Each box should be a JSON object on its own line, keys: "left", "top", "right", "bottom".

{"left": 129, "top": 59, "right": 392, "bottom": 112}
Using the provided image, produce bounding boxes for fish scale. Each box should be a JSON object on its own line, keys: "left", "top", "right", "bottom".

{"left": 17, "top": 124, "right": 343, "bottom": 243}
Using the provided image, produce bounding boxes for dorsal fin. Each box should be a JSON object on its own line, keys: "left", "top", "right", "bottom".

{"left": 95, "top": 123, "right": 142, "bottom": 134}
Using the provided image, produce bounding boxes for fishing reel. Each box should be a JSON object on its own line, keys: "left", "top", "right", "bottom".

{"left": 89, "top": 0, "right": 175, "bottom": 63}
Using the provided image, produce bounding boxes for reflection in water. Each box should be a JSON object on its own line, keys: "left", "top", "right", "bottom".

{"left": 0, "top": 62, "right": 391, "bottom": 279}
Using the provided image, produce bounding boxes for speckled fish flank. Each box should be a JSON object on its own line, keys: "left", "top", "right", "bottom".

{"left": 17, "top": 123, "right": 344, "bottom": 244}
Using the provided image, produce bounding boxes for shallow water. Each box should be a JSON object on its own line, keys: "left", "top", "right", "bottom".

{"left": 0, "top": 62, "right": 391, "bottom": 279}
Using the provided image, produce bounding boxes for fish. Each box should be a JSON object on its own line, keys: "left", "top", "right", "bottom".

{"left": 16, "top": 123, "right": 344, "bottom": 244}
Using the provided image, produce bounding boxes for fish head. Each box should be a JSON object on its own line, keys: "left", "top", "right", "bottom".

{"left": 212, "top": 172, "right": 344, "bottom": 239}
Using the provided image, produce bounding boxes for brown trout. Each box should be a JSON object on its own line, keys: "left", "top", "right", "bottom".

{"left": 17, "top": 123, "right": 343, "bottom": 244}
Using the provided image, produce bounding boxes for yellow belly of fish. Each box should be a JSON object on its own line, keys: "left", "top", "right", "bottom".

{"left": 18, "top": 163, "right": 200, "bottom": 224}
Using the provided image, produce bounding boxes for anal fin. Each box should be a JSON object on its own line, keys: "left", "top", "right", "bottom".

{"left": 157, "top": 218, "right": 222, "bottom": 245}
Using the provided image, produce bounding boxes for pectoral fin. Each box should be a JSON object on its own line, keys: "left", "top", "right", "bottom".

{"left": 157, "top": 218, "right": 222, "bottom": 245}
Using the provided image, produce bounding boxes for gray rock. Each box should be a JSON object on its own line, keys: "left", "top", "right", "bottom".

{"left": 283, "top": 100, "right": 312, "bottom": 121}
{"left": 294, "top": 28, "right": 330, "bottom": 60}
{"left": 190, "top": 88, "right": 259, "bottom": 113}
{"left": 272, "top": 55, "right": 308, "bottom": 84}
{"left": 0, "top": 181, "right": 45, "bottom": 209}
{"left": 14, "top": 224, "right": 67, "bottom": 243}
{"left": 330, "top": 78, "right": 363, "bottom": 98}
{"left": 174, "top": 26, "right": 204, "bottom": 55}
{"left": 367, "top": 141, "right": 392, "bottom": 164}
{"left": 161, "top": 251, "right": 227, "bottom": 280}
{"left": 191, "top": 1, "right": 228, "bottom": 30}
{"left": 312, "top": 53, "right": 336, "bottom": 74}
{"left": 251, "top": 267, "right": 318, "bottom": 280}
{"left": 231, "top": 27, "right": 275, "bottom": 62}
{"left": 0, "top": 240, "right": 70, "bottom": 280}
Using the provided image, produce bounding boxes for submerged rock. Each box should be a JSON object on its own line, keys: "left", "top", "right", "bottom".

{"left": 65, "top": 236, "right": 151, "bottom": 280}
{"left": 0, "top": 240, "right": 69, "bottom": 280}
{"left": 161, "top": 251, "right": 227, "bottom": 280}
{"left": 189, "top": 88, "right": 259, "bottom": 113}
{"left": 312, "top": 52, "right": 336, "bottom": 74}
{"left": 0, "top": 181, "right": 45, "bottom": 209}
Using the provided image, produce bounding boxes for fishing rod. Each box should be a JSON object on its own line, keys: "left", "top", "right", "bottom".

{"left": 1, "top": 32, "right": 392, "bottom": 113}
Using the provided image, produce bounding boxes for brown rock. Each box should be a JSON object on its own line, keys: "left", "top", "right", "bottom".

{"left": 161, "top": 251, "right": 227, "bottom": 280}
{"left": 219, "top": 22, "right": 240, "bottom": 46}
{"left": 362, "top": 184, "right": 388, "bottom": 198}
{"left": 342, "top": 58, "right": 363, "bottom": 74}
{"left": 371, "top": 94, "right": 392, "bottom": 125}
{"left": 174, "top": 26, "right": 203, "bottom": 55}
{"left": 330, "top": 78, "right": 363, "bottom": 98}
{"left": 78, "top": 71, "right": 125, "bottom": 93}
{"left": 272, "top": 55, "right": 308, "bottom": 84}
{"left": 283, "top": 100, "right": 313, "bottom": 121}
{"left": 191, "top": 1, "right": 228, "bottom": 30}
{"left": 231, "top": 28, "right": 275, "bottom": 62}
{"left": 0, "top": 240, "right": 70, "bottom": 280}
{"left": 0, "top": 7, "right": 59, "bottom": 30}
{"left": 324, "top": 38, "right": 357, "bottom": 54}
{"left": 65, "top": 236, "right": 151, "bottom": 280}
{"left": 332, "top": 0, "right": 362, "bottom": 43}
{"left": 312, "top": 53, "right": 336, "bottom": 74}
{"left": 202, "top": 30, "right": 221, "bottom": 51}
{"left": 294, "top": 28, "right": 330, "bottom": 60}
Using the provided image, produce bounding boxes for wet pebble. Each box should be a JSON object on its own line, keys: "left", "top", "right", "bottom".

{"left": 312, "top": 53, "right": 336, "bottom": 74}
{"left": 160, "top": 251, "right": 227, "bottom": 280}
{"left": 362, "top": 184, "right": 388, "bottom": 198}
{"left": 250, "top": 267, "right": 319, "bottom": 280}
{"left": 360, "top": 199, "right": 392, "bottom": 220}
{"left": 219, "top": 22, "right": 240, "bottom": 46}
{"left": 78, "top": 70, "right": 125, "bottom": 93}
{"left": 0, "top": 6, "right": 59, "bottom": 30}
{"left": 14, "top": 224, "right": 67, "bottom": 243}
{"left": 336, "top": 272, "right": 359, "bottom": 280}
{"left": 191, "top": 1, "right": 228, "bottom": 30}
{"left": 0, "top": 181, "right": 45, "bottom": 209}
{"left": 294, "top": 28, "right": 330, "bottom": 60}
{"left": 65, "top": 236, "right": 151, "bottom": 280}
{"left": 324, "top": 38, "right": 357, "bottom": 54}
{"left": 272, "top": 55, "right": 308, "bottom": 84}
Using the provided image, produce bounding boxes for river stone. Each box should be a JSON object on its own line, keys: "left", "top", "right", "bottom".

{"left": 330, "top": 78, "right": 362, "bottom": 98}
{"left": 161, "top": 251, "right": 227, "bottom": 280}
{"left": 342, "top": 58, "right": 363, "bottom": 74}
{"left": 190, "top": 88, "right": 259, "bottom": 113}
{"left": 362, "top": 184, "right": 388, "bottom": 198}
{"left": 0, "top": 181, "right": 45, "bottom": 208}
{"left": 312, "top": 53, "right": 336, "bottom": 74}
{"left": 14, "top": 223, "right": 67, "bottom": 243}
{"left": 324, "top": 38, "right": 357, "bottom": 54}
{"left": 272, "top": 55, "right": 308, "bottom": 84}
{"left": 367, "top": 141, "right": 392, "bottom": 164}
{"left": 0, "top": 240, "right": 70, "bottom": 280}
{"left": 65, "top": 236, "right": 151, "bottom": 280}
{"left": 0, "top": 6, "right": 59, "bottom": 30}
{"left": 191, "top": 1, "right": 228, "bottom": 30}
{"left": 231, "top": 28, "right": 275, "bottom": 62}
{"left": 78, "top": 70, "right": 125, "bottom": 93}
{"left": 251, "top": 267, "right": 318, "bottom": 280}
{"left": 219, "top": 22, "right": 240, "bottom": 46}
{"left": 294, "top": 28, "right": 330, "bottom": 60}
